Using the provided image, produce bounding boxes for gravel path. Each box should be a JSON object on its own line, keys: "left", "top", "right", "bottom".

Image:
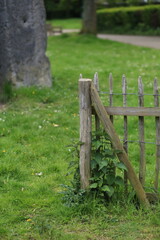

{"left": 97, "top": 34, "right": 160, "bottom": 49}
{"left": 63, "top": 29, "right": 160, "bottom": 49}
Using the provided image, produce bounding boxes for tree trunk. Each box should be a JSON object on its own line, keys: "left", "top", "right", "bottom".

{"left": 81, "top": 0, "right": 97, "bottom": 35}
{"left": 0, "top": 0, "right": 52, "bottom": 88}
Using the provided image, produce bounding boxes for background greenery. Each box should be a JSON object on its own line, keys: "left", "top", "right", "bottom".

{"left": 44, "top": 0, "right": 160, "bottom": 20}
{"left": 44, "top": 0, "right": 82, "bottom": 19}
{"left": 44, "top": 0, "right": 158, "bottom": 19}
{"left": 44, "top": 1, "right": 160, "bottom": 35}
{"left": 97, "top": 5, "right": 160, "bottom": 35}
{"left": 1, "top": 19, "right": 160, "bottom": 239}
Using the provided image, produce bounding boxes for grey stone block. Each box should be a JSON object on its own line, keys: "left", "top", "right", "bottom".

{"left": 0, "top": 0, "right": 52, "bottom": 87}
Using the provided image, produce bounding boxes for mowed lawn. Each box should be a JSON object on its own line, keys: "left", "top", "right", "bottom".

{"left": 1, "top": 22, "right": 160, "bottom": 239}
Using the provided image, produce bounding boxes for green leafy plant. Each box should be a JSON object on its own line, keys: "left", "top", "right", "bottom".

{"left": 90, "top": 130, "right": 127, "bottom": 200}
{"left": 61, "top": 141, "right": 86, "bottom": 206}
{"left": 62, "top": 130, "right": 127, "bottom": 205}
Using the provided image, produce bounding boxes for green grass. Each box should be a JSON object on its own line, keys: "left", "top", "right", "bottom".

{"left": 47, "top": 18, "right": 82, "bottom": 29}
{"left": 1, "top": 24, "right": 160, "bottom": 239}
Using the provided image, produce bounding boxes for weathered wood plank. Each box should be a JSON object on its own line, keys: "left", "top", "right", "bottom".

{"left": 109, "top": 73, "right": 114, "bottom": 123}
{"left": 94, "top": 72, "right": 99, "bottom": 92}
{"left": 103, "top": 106, "right": 160, "bottom": 116}
{"left": 122, "top": 75, "right": 128, "bottom": 151}
{"left": 79, "top": 79, "right": 92, "bottom": 189}
{"left": 109, "top": 73, "right": 115, "bottom": 176}
{"left": 138, "top": 77, "right": 146, "bottom": 186}
{"left": 122, "top": 75, "right": 128, "bottom": 191}
{"left": 154, "top": 78, "right": 160, "bottom": 191}
{"left": 94, "top": 73, "right": 100, "bottom": 131}
{"left": 90, "top": 82, "right": 149, "bottom": 207}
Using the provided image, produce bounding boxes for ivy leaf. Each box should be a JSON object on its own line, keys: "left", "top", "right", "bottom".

{"left": 91, "top": 160, "right": 97, "bottom": 169}
{"left": 107, "top": 186, "right": 114, "bottom": 197}
{"left": 101, "top": 167, "right": 108, "bottom": 174}
{"left": 94, "top": 152, "right": 103, "bottom": 164}
{"left": 115, "top": 162, "right": 127, "bottom": 171}
{"left": 98, "top": 160, "right": 109, "bottom": 170}
{"left": 106, "top": 174, "right": 115, "bottom": 185}
{"left": 103, "top": 149, "right": 114, "bottom": 157}
{"left": 101, "top": 185, "right": 110, "bottom": 192}
{"left": 90, "top": 177, "right": 100, "bottom": 182}
{"left": 101, "top": 185, "right": 114, "bottom": 197}
{"left": 92, "top": 140, "right": 102, "bottom": 149}
{"left": 115, "top": 176, "right": 124, "bottom": 186}
{"left": 98, "top": 179, "right": 103, "bottom": 187}
{"left": 90, "top": 183, "right": 98, "bottom": 189}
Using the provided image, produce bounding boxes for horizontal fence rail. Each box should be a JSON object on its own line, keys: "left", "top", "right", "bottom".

{"left": 104, "top": 107, "right": 160, "bottom": 117}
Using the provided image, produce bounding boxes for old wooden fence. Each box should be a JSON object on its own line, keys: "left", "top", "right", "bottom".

{"left": 79, "top": 73, "right": 160, "bottom": 206}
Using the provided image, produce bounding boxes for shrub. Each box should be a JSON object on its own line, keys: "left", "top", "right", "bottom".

{"left": 97, "top": 5, "right": 160, "bottom": 34}
{"left": 44, "top": 0, "right": 82, "bottom": 19}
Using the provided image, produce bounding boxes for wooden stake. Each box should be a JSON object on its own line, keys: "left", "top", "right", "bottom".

{"left": 154, "top": 78, "right": 160, "bottom": 191}
{"left": 109, "top": 73, "right": 114, "bottom": 123}
{"left": 122, "top": 75, "right": 128, "bottom": 192}
{"left": 79, "top": 79, "right": 92, "bottom": 189}
{"left": 90, "top": 82, "right": 149, "bottom": 207}
{"left": 94, "top": 72, "right": 99, "bottom": 92}
{"left": 94, "top": 73, "right": 100, "bottom": 131}
{"left": 109, "top": 73, "right": 116, "bottom": 177}
{"left": 138, "top": 76, "right": 146, "bottom": 186}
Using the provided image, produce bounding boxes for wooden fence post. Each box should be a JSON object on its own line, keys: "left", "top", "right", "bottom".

{"left": 79, "top": 79, "right": 92, "bottom": 189}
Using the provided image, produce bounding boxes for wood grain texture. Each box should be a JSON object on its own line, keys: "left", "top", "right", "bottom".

{"left": 154, "top": 78, "right": 160, "bottom": 191}
{"left": 79, "top": 79, "right": 92, "bottom": 189}
{"left": 94, "top": 73, "right": 100, "bottom": 131}
{"left": 109, "top": 73, "right": 114, "bottom": 123}
{"left": 103, "top": 107, "right": 160, "bottom": 116}
{"left": 122, "top": 75, "right": 128, "bottom": 191}
{"left": 138, "top": 77, "right": 145, "bottom": 186}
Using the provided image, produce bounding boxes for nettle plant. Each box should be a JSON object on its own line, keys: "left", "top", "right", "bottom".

{"left": 90, "top": 130, "right": 127, "bottom": 200}
{"left": 63, "top": 130, "right": 127, "bottom": 205}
